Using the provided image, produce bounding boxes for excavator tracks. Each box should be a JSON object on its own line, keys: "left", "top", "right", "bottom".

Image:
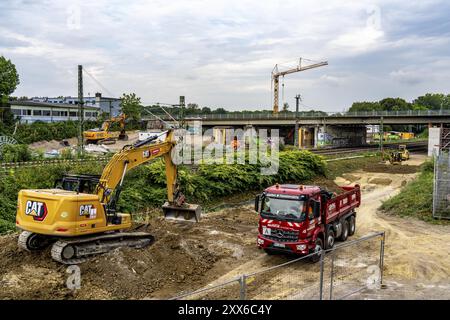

{"left": 50, "top": 232, "right": 155, "bottom": 265}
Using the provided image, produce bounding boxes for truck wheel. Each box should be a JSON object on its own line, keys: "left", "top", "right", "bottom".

{"left": 326, "top": 230, "right": 335, "bottom": 249}
{"left": 348, "top": 216, "right": 356, "bottom": 236}
{"left": 310, "top": 238, "right": 323, "bottom": 263}
{"left": 339, "top": 220, "right": 348, "bottom": 241}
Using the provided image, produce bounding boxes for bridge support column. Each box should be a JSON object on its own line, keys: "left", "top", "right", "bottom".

{"left": 314, "top": 125, "right": 319, "bottom": 148}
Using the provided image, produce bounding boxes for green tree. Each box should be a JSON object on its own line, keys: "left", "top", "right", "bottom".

{"left": 120, "top": 93, "right": 142, "bottom": 121}
{"left": 413, "top": 93, "right": 450, "bottom": 110}
{"left": 379, "top": 97, "right": 411, "bottom": 111}
{"left": 0, "top": 56, "right": 20, "bottom": 102}
{"left": 282, "top": 102, "right": 289, "bottom": 112}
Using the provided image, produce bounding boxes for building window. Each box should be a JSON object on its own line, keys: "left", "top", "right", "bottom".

{"left": 61, "top": 111, "right": 68, "bottom": 117}
{"left": 69, "top": 111, "right": 77, "bottom": 117}
{"left": 43, "top": 110, "right": 51, "bottom": 116}
{"left": 51, "top": 111, "right": 59, "bottom": 116}
{"left": 12, "top": 109, "right": 21, "bottom": 115}
{"left": 85, "top": 112, "right": 92, "bottom": 117}
{"left": 92, "top": 112, "right": 98, "bottom": 117}
{"left": 33, "top": 110, "right": 42, "bottom": 116}
{"left": 23, "top": 109, "right": 32, "bottom": 116}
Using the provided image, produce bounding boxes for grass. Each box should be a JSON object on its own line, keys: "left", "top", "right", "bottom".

{"left": 325, "top": 154, "right": 382, "bottom": 179}
{"left": 380, "top": 161, "right": 449, "bottom": 225}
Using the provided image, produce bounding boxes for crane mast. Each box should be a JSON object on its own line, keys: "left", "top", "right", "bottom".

{"left": 272, "top": 58, "right": 328, "bottom": 113}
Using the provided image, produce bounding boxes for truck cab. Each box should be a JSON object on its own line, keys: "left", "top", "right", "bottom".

{"left": 255, "top": 183, "right": 360, "bottom": 260}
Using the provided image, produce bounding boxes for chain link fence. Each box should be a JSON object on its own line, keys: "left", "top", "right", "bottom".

{"left": 433, "top": 152, "right": 450, "bottom": 219}
{"left": 170, "top": 232, "right": 385, "bottom": 300}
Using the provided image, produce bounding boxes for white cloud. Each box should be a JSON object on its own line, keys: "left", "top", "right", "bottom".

{"left": 0, "top": 0, "right": 449, "bottom": 110}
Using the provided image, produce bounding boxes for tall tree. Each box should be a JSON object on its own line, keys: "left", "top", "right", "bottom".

{"left": 282, "top": 102, "right": 289, "bottom": 112}
{"left": 413, "top": 93, "right": 449, "bottom": 110}
{"left": 120, "top": 93, "right": 142, "bottom": 121}
{"left": 0, "top": 56, "right": 20, "bottom": 102}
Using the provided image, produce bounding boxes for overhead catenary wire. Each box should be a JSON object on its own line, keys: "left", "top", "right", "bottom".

{"left": 141, "top": 107, "right": 176, "bottom": 128}
{"left": 83, "top": 68, "right": 117, "bottom": 98}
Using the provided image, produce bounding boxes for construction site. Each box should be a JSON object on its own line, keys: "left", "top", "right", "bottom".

{"left": 0, "top": 2, "right": 450, "bottom": 309}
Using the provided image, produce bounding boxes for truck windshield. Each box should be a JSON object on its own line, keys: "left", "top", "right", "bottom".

{"left": 261, "top": 197, "right": 306, "bottom": 221}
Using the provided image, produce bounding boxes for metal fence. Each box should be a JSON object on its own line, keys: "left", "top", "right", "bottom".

{"left": 433, "top": 152, "right": 450, "bottom": 219}
{"left": 170, "top": 232, "right": 385, "bottom": 300}
{"left": 0, "top": 156, "right": 111, "bottom": 170}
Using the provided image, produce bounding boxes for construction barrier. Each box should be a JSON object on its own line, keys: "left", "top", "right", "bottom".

{"left": 170, "top": 232, "right": 385, "bottom": 300}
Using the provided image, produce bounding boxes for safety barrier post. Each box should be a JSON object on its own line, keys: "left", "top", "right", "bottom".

{"left": 239, "top": 274, "right": 247, "bottom": 300}
{"left": 329, "top": 249, "right": 335, "bottom": 300}
{"left": 379, "top": 232, "right": 385, "bottom": 285}
{"left": 319, "top": 248, "right": 325, "bottom": 300}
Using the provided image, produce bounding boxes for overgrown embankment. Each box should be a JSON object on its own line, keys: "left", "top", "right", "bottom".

{"left": 380, "top": 161, "right": 448, "bottom": 224}
{"left": 0, "top": 150, "right": 326, "bottom": 234}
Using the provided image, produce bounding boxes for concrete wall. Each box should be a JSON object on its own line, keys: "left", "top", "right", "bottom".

{"left": 429, "top": 127, "right": 441, "bottom": 157}
{"left": 318, "top": 125, "right": 367, "bottom": 147}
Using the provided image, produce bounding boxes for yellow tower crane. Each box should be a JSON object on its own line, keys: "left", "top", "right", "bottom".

{"left": 272, "top": 58, "right": 328, "bottom": 113}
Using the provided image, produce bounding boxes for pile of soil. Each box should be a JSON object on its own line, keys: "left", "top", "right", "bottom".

{"left": 0, "top": 207, "right": 260, "bottom": 300}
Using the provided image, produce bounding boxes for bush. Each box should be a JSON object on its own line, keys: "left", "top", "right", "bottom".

{"left": 0, "top": 144, "right": 32, "bottom": 162}
{"left": 118, "top": 150, "right": 326, "bottom": 212}
{"left": 12, "top": 120, "right": 100, "bottom": 144}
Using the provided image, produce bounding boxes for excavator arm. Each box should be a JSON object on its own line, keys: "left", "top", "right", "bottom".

{"left": 96, "top": 129, "right": 200, "bottom": 222}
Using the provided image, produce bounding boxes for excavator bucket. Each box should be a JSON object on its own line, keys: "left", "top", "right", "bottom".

{"left": 162, "top": 202, "right": 201, "bottom": 222}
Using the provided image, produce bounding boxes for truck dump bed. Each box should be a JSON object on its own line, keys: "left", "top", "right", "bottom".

{"left": 324, "top": 185, "right": 361, "bottom": 224}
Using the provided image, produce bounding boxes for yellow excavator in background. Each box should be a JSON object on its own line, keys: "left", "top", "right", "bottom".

{"left": 15, "top": 129, "right": 201, "bottom": 264}
{"left": 83, "top": 113, "right": 128, "bottom": 144}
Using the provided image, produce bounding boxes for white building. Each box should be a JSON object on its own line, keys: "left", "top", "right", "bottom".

{"left": 8, "top": 101, "right": 101, "bottom": 123}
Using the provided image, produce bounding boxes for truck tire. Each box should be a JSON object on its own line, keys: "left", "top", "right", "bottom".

{"left": 339, "top": 220, "right": 349, "bottom": 241}
{"left": 310, "top": 238, "right": 324, "bottom": 263}
{"left": 348, "top": 216, "right": 356, "bottom": 236}
{"left": 326, "top": 230, "right": 335, "bottom": 249}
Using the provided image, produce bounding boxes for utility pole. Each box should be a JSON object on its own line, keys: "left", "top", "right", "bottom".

{"left": 379, "top": 116, "right": 384, "bottom": 160}
{"left": 78, "top": 65, "right": 84, "bottom": 154}
{"left": 294, "top": 94, "right": 301, "bottom": 148}
{"left": 179, "top": 96, "right": 185, "bottom": 128}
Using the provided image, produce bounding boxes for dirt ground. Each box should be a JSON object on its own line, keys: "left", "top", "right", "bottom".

{"left": 28, "top": 131, "right": 140, "bottom": 154}
{"left": 0, "top": 153, "right": 448, "bottom": 300}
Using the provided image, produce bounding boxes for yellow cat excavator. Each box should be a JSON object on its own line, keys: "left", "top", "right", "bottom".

{"left": 15, "top": 129, "right": 200, "bottom": 264}
{"left": 83, "top": 113, "right": 128, "bottom": 144}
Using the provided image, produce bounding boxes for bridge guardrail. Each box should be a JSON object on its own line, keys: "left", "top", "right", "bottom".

{"left": 143, "top": 109, "right": 450, "bottom": 121}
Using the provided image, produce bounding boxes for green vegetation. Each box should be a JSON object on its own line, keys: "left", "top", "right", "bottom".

{"left": 0, "top": 120, "right": 100, "bottom": 144}
{"left": 120, "top": 93, "right": 142, "bottom": 122}
{"left": 380, "top": 161, "right": 448, "bottom": 224}
{"left": 0, "top": 56, "right": 20, "bottom": 102}
{"left": 0, "top": 144, "right": 32, "bottom": 162}
{"left": 0, "top": 150, "right": 326, "bottom": 234}
{"left": 0, "top": 162, "right": 105, "bottom": 233}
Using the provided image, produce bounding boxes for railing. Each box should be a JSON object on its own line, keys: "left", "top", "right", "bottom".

{"left": 143, "top": 109, "right": 450, "bottom": 121}
{"left": 0, "top": 157, "right": 111, "bottom": 169}
{"left": 169, "top": 232, "right": 386, "bottom": 300}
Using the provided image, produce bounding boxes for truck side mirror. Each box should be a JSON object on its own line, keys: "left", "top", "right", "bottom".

{"left": 255, "top": 194, "right": 261, "bottom": 213}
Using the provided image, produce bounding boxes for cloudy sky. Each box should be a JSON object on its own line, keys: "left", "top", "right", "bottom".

{"left": 1, "top": 0, "right": 449, "bottom": 111}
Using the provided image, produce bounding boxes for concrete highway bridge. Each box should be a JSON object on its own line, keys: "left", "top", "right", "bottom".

{"left": 143, "top": 109, "right": 450, "bottom": 148}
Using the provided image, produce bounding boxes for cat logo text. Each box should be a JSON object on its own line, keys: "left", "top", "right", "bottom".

{"left": 25, "top": 201, "right": 48, "bottom": 221}
{"left": 79, "top": 204, "right": 97, "bottom": 219}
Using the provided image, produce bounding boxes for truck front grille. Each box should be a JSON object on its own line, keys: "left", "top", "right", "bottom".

{"left": 265, "top": 229, "right": 299, "bottom": 242}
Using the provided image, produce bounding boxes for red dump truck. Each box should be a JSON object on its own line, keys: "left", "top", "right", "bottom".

{"left": 255, "top": 183, "right": 361, "bottom": 261}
